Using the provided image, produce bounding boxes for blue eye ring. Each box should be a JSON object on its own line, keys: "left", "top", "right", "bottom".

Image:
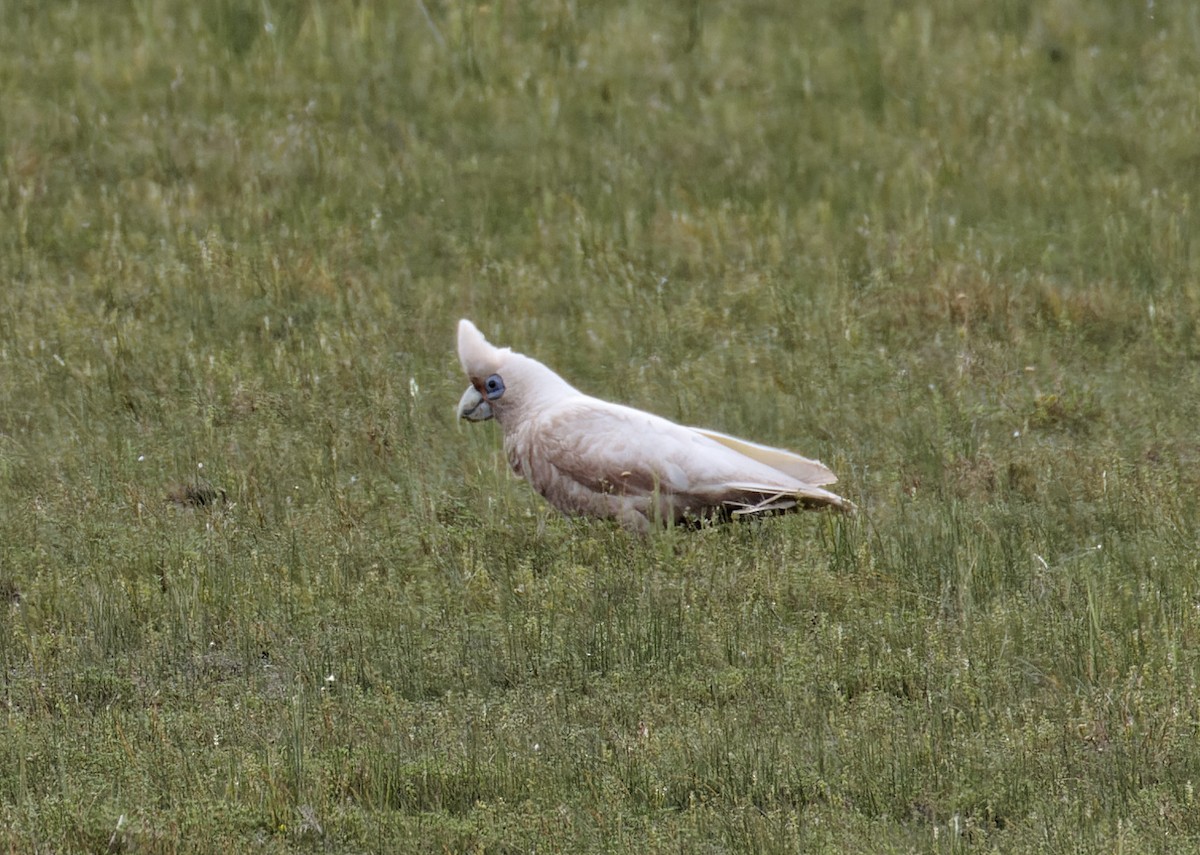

{"left": 483, "top": 373, "right": 505, "bottom": 401}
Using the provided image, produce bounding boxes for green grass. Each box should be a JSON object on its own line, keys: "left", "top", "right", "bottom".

{"left": 2, "top": 0, "right": 1200, "bottom": 850}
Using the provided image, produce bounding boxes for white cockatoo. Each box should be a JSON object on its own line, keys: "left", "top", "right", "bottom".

{"left": 456, "top": 319, "right": 852, "bottom": 531}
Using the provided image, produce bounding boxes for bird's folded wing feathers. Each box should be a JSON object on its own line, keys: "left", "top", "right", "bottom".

{"left": 690, "top": 427, "right": 838, "bottom": 486}
{"left": 534, "top": 399, "right": 832, "bottom": 500}
{"left": 535, "top": 402, "right": 697, "bottom": 495}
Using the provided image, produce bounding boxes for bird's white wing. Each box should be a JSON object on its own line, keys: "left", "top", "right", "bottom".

{"left": 689, "top": 427, "right": 838, "bottom": 486}
{"left": 529, "top": 398, "right": 703, "bottom": 497}
{"left": 524, "top": 398, "right": 832, "bottom": 512}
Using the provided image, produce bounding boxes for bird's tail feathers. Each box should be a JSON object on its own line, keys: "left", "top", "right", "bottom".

{"left": 724, "top": 483, "right": 855, "bottom": 515}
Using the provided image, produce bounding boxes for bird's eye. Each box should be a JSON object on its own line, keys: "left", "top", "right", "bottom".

{"left": 483, "top": 373, "right": 505, "bottom": 401}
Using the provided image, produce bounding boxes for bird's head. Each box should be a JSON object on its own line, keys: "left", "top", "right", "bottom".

{"left": 456, "top": 319, "right": 578, "bottom": 427}
{"left": 456, "top": 319, "right": 509, "bottom": 423}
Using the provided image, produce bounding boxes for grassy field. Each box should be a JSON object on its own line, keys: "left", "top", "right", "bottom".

{"left": 2, "top": 0, "right": 1199, "bottom": 851}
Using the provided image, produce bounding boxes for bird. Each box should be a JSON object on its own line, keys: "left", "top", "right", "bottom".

{"left": 456, "top": 319, "right": 852, "bottom": 532}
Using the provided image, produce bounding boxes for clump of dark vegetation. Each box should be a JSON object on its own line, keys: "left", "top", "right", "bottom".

{"left": 165, "top": 480, "right": 228, "bottom": 509}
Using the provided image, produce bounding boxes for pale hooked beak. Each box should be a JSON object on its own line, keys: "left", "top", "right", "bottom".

{"left": 457, "top": 385, "right": 494, "bottom": 421}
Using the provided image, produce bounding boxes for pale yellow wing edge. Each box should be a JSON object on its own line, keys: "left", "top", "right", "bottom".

{"left": 691, "top": 427, "right": 839, "bottom": 487}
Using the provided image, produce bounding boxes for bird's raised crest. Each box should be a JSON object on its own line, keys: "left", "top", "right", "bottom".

{"left": 457, "top": 318, "right": 508, "bottom": 379}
